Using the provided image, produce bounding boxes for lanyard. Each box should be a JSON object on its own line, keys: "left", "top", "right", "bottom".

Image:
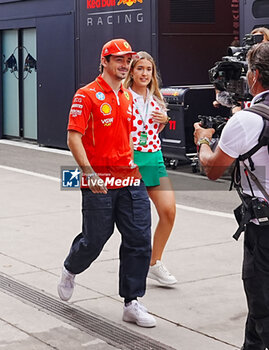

{"left": 134, "top": 99, "right": 150, "bottom": 129}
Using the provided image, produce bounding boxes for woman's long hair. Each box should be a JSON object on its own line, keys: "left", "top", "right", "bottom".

{"left": 124, "top": 51, "right": 166, "bottom": 110}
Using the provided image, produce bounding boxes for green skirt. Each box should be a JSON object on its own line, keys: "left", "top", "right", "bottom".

{"left": 134, "top": 150, "right": 168, "bottom": 187}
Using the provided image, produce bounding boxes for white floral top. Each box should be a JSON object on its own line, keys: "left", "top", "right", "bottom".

{"left": 130, "top": 88, "right": 163, "bottom": 153}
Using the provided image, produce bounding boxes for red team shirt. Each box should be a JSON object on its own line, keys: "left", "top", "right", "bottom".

{"left": 68, "top": 75, "right": 141, "bottom": 189}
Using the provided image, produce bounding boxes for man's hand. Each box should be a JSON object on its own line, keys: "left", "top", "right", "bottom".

{"left": 193, "top": 122, "right": 235, "bottom": 180}
{"left": 193, "top": 122, "right": 215, "bottom": 145}
{"left": 86, "top": 173, "right": 108, "bottom": 194}
{"left": 67, "top": 131, "right": 108, "bottom": 194}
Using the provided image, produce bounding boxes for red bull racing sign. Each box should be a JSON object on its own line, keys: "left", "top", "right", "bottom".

{"left": 86, "top": 0, "right": 144, "bottom": 26}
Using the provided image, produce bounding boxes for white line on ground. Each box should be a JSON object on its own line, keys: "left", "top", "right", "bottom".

{"left": 0, "top": 165, "right": 59, "bottom": 182}
{"left": 0, "top": 164, "right": 234, "bottom": 219}
{"left": 82, "top": 339, "right": 106, "bottom": 346}
{"left": 176, "top": 203, "right": 234, "bottom": 219}
{"left": 0, "top": 139, "right": 71, "bottom": 156}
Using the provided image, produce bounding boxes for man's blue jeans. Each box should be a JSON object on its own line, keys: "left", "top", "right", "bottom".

{"left": 64, "top": 181, "right": 152, "bottom": 300}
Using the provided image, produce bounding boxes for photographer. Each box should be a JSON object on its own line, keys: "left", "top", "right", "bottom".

{"left": 194, "top": 42, "right": 269, "bottom": 350}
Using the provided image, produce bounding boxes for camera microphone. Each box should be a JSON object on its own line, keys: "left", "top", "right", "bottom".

{"left": 216, "top": 91, "right": 234, "bottom": 108}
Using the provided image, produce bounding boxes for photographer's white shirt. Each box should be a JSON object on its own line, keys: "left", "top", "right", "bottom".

{"left": 218, "top": 90, "right": 269, "bottom": 199}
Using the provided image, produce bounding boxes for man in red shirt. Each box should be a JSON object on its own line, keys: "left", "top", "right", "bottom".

{"left": 58, "top": 39, "right": 156, "bottom": 328}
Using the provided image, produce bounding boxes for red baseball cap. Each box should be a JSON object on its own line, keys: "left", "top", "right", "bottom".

{"left": 101, "top": 39, "right": 139, "bottom": 58}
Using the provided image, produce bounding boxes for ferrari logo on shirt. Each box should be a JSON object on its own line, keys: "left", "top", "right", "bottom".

{"left": 124, "top": 91, "right": 130, "bottom": 100}
{"left": 100, "top": 103, "right": 112, "bottom": 115}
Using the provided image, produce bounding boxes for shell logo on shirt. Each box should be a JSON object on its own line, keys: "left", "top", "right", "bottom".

{"left": 100, "top": 103, "right": 112, "bottom": 115}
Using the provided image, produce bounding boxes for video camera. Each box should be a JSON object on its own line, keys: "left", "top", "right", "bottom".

{"left": 209, "top": 33, "right": 263, "bottom": 103}
{"left": 191, "top": 114, "right": 230, "bottom": 173}
{"left": 191, "top": 34, "right": 263, "bottom": 173}
{"left": 198, "top": 115, "right": 229, "bottom": 138}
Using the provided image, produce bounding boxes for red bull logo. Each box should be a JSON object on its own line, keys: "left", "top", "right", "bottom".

{"left": 87, "top": 0, "right": 142, "bottom": 8}
{"left": 117, "top": 0, "right": 143, "bottom": 6}
{"left": 87, "top": 0, "right": 116, "bottom": 9}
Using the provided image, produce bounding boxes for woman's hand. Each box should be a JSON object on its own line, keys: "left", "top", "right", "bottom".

{"left": 152, "top": 110, "right": 169, "bottom": 124}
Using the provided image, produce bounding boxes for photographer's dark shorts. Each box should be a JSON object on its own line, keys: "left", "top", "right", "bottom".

{"left": 243, "top": 222, "right": 269, "bottom": 279}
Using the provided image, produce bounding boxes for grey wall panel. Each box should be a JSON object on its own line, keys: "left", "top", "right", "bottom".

{"left": 37, "top": 13, "right": 75, "bottom": 148}
{"left": 0, "top": 0, "right": 74, "bottom": 21}
{"left": 0, "top": 18, "right": 36, "bottom": 30}
{"left": 0, "top": 0, "right": 23, "bottom": 3}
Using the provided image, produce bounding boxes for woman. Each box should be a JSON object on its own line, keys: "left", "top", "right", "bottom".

{"left": 124, "top": 51, "right": 177, "bottom": 286}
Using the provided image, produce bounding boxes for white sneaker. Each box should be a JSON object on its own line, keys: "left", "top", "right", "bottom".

{"left": 57, "top": 266, "right": 75, "bottom": 301}
{"left": 148, "top": 260, "right": 177, "bottom": 285}
{"left": 123, "top": 300, "right": 156, "bottom": 328}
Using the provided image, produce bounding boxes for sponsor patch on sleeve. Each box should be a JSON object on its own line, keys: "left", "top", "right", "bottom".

{"left": 70, "top": 109, "right": 82, "bottom": 117}
{"left": 71, "top": 104, "right": 83, "bottom": 109}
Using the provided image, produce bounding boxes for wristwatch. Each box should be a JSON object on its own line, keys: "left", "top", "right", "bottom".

{"left": 197, "top": 137, "right": 211, "bottom": 148}
{"left": 164, "top": 116, "right": 171, "bottom": 125}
